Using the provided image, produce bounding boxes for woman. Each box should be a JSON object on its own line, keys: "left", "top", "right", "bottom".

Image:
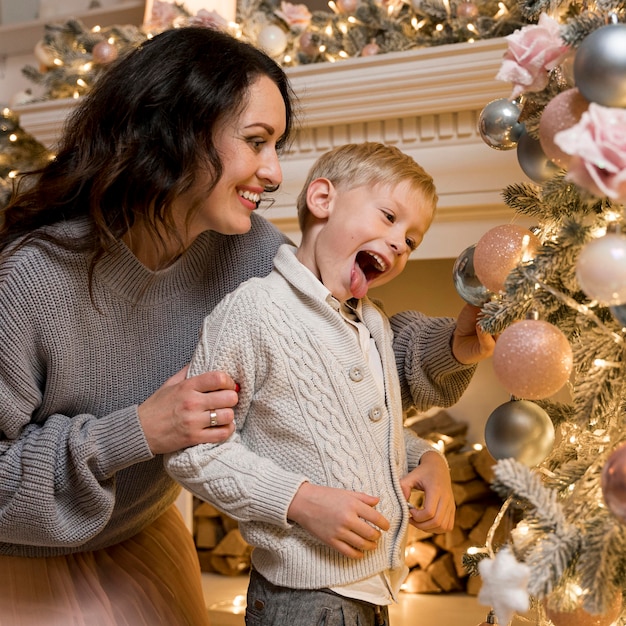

{"left": 0, "top": 23, "right": 491, "bottom": 626}
{"left": 0, "top": 26, "right": 295, "bottom": 625}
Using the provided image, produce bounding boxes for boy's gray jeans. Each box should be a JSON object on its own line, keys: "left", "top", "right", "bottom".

{"left": 245, "top": 569, "right": 390, "bottom": 626}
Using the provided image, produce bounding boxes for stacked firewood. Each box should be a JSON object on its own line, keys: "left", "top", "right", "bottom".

{"left": 192, "top": 410, "right": 505, "bottom": 595}
{"left": 403, "top": 410, "right": 505, "bottom": 595}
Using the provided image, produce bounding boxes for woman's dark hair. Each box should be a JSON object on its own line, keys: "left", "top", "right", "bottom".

{"left": 0, "top": 26, "right": 296, "bottom": 261}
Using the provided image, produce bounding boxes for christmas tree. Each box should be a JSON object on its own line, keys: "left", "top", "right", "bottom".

{"left": 454, "top": 1, "right": 626, "bottom": 625}
{"left": 0, "top": 108, "right": 52, "bottom": 210}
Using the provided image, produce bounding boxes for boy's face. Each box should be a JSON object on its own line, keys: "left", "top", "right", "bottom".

{"left": 300, "top": 179, "right": 434, "bottom": 301}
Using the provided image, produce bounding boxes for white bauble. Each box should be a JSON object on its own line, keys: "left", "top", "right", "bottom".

{"left": 257, "top": 25, "right": 288, "bottom": 57}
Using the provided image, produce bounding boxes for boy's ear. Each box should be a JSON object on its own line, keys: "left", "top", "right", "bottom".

{"left": 306, "top": 178, "right": 335, "bottom": 219}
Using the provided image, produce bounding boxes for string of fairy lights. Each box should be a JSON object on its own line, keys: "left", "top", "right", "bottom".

{"left": 11, "top": 0, "right": 525, "bottom": 104}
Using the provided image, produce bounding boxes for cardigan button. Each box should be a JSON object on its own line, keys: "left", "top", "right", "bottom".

{"left": 349, "top": 366, "right": 364, "bottom": 382}
{"left": 368, "top": 406, "right": 383, "bottom": 421}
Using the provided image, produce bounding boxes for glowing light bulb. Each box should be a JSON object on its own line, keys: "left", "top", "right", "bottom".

{"left": 494, "top": 2, "right": 508, "bottom": 18}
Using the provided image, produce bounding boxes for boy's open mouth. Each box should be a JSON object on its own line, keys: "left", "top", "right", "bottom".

{"left": 356, "top": 250, "right": 387, "bottom": 280}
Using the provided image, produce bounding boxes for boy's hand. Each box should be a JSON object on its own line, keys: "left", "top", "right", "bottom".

{"left": 400, "top": 451, "right": 455, "bottom": 533}
{"left": 452, "top": 304, "right": 496, "bottom": 365}
{"left": 287, "top": 482, "right": 390, "bottom": 559}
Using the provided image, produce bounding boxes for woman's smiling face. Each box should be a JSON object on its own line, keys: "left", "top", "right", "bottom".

{"left": 175, "top": 75, "right": 287, "bottom": 242}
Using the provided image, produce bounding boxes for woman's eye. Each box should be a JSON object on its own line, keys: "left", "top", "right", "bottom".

{"left": 248, "top": 138, "right": 265, "bottom": 150}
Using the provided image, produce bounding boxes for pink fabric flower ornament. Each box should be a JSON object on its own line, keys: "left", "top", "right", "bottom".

{"left": 275, "top": 2, "right": 312, "bottom": 31}
{"left": 496, "top": 13, "right": 570, "bottom": 99}
{"left": 555, "top": 103, "right": 626, "bottom": 202}
{"left": 145, "top": 0, "right": 184, "bottom": 32}
{"left": 188, "top": 9, "right": 228, "bottom": 30}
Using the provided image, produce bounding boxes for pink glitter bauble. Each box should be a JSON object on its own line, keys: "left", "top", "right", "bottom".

{"left": 539, "top": 88, "right": 589, "bottom": 167}
{"left": 544, "top": 591, "right": 623, "bottom": 626}
{"left": 473, "top": 224, "right": 541, "bottom": 293}
{"left": 493, "top": 319, "right": 573, "bottom": 400}
{"left": 602, "top": 443, "right": 626, "bottom": 523}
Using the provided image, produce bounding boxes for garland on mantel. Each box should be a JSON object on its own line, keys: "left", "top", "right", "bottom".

{"left": 14, "top": 0, "right": 533, "bottom": 104}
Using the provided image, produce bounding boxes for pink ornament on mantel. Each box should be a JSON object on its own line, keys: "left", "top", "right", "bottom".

{"left": 299, "top": 31, "right": 317, "bottom": 57}
{"left": 473, "top": 224, "right": 541, "bottom": 294}
{"left": 34, "top": 40, "right": 56, "bottom": 68}
{"left": 457, "top": 1, "right": 479, "bottom": 19}
{"left": 92, "top": 40, "right": 119, "bottom": 65}
{"left": 336, "top": 0, "right": 358, "bottom": 13}
{"left": 492, "top": 319, "right": 573, "bottom": 400}
{"left": 361, "top": 41, "right": 380, "bottom": 56}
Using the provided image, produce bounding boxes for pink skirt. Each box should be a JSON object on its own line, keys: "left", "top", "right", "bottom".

{"left": 0, "top": 506, "right": 210, "bottom": 626}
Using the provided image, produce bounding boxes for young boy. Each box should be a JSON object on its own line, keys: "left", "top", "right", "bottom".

{"left": 165, "top": 142, "right": 494, "bottom": 625}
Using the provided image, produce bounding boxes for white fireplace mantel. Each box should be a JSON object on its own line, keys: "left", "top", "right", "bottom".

{"left": 14, "top": 37, "right": 530, "bottom": 259}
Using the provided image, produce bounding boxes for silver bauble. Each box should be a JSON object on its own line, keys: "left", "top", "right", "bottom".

{"left": 574, "top": 24, "right": 626, "bottom": 108}
{"left": 478, "top": 98, "right": 525, "bottom": 150}
{"left": 611, "top": 304, "right": 626, "bottom": 327}
{"left": 516, "top": 131, "right": 560, "bottom": 183}
{"left": 484, "top": 399, "right": 555, "bottom": 467}
{"left": 452, "top": 244, "right": 493, "bottom": 306}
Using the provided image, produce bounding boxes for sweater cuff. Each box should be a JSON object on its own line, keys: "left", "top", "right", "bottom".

{"left": 90, "top": 405, "right": 153, "bottom": 479}
{"left": 245, "top": 468, "right": 308, "bottom": 528}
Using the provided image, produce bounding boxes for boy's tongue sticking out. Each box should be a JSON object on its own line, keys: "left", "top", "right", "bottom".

{"left": 350, "top": 251, "right": 385, "bottom": 299}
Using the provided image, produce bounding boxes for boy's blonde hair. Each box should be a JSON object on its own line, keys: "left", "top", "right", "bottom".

{"left": 296, "top": 142, "right": 438, "bottom": 231}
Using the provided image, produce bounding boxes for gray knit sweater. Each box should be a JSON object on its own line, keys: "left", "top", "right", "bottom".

{"left": 166, "top": 245, "right": 476, "bottom": 589}
{"left": 0, "top": 214, "right": 288, "bottom": 557}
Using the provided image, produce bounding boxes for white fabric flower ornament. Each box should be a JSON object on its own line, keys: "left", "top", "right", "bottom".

{"left": 478, "top": 547, "right": 531, "bottom": 625}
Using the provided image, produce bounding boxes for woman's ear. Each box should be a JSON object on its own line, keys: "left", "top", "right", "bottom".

{"left": 306, "top": 178, "right": 335, "bottom": 220}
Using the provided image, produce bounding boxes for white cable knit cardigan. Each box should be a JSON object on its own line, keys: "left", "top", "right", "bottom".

{"left": 166, "top": 244, "right": 474, "bottom": 589}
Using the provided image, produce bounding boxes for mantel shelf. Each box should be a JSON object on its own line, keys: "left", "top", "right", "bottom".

{"left": 0, "top": 1, "right": 145, "bottom": 56}
{"left": 13, "top": 37, "right": 531, "bottom": 259}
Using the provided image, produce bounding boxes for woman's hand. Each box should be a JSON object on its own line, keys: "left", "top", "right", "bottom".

{"left": 138, "top": 366, "right": 238, "bottom": 454}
